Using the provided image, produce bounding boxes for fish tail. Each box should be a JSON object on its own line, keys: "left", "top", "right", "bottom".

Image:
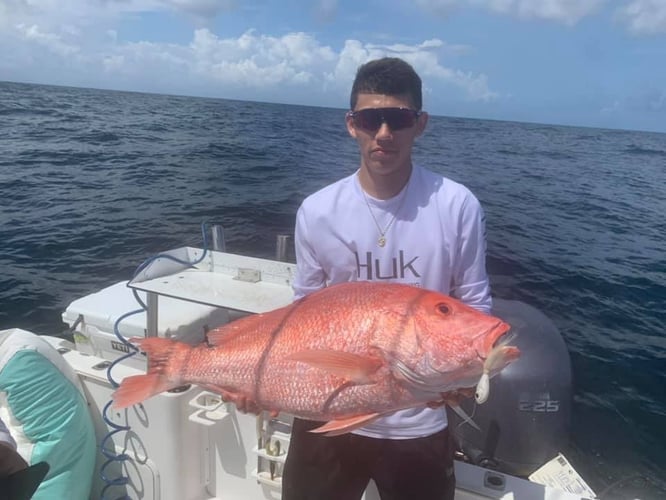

{"left": 112, "top": 337, "right": 189, "bottom": 409}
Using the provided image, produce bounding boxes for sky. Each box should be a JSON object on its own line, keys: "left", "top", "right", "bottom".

{"left": 1, "top": 0, "right": 665, "bottom": 133}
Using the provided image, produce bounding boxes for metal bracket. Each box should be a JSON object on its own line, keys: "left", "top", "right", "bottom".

{"left": 234, "top": 268, "right": 261, "bottom": 283}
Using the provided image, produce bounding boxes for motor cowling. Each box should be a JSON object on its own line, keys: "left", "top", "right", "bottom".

{"left": 448, "top": 299, "right": 573, "bottom": 477}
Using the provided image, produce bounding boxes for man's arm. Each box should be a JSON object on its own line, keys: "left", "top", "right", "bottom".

{"left": 450, "top": 195, "right": 492, "bottom": 314}
{"left": 292, "top": 204, "right": 327, "bottom": 300}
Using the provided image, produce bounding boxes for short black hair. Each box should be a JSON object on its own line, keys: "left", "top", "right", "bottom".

{"left": 349, "top": 57, "right": 423, "bottom": 111}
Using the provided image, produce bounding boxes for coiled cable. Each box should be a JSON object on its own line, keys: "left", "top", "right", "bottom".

{"left": 99, "top": 222, "right": 212, "bottom": 499}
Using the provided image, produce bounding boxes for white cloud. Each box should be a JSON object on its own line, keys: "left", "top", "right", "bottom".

{"left": 15, "top": 23, "right": 80, "bottom": 57}
{"left": 0, "top": 1, "right": 497, "bottom": 107}
{"left": 378, "top": 41, "right": 496, "bottom": 101}
{"left": 0, "top": 0, "right": 234, "bottom": 31}
{"left": 475, "top": 0, "right": 604, "bottom": 25}
{"left": 100, "top": 30, "right": 495, "bottom": 102}
{"left": 188, "top": 29, "right": 336, "bottom": 86}
{"left": 2, "top": 10, "right": 496, "bottom": 104}
{"left": 328, "top": 39, "right": 496, "bottom": 103}
{"left": 616, "top": 0, "right": 666, "bottom": 35}
{"left": 0, "top": 1, "right": 102, "bottom": 38}
{"left": 417, "top": 0, "right": 604, "bottom": 25}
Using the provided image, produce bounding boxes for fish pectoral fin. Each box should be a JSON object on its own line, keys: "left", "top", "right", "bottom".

{"left": 288, "top": 350, "right": 383, "bottom": 384}
{"left": 309, "top": 413, "right": 382, "bottom": 436}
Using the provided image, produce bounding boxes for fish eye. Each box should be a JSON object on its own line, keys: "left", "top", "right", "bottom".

{"left": 437, "top": 303, "right": 451, "bottom": 315}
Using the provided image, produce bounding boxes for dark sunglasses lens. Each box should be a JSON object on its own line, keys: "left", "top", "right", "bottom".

{"left": 384, "top": 109, "right": 417, "bottom": 130}
{"left": 354, "top": 109, "right": 383, "bottom": 130}
{"left": 354, "top": 108, "right": 417, "bottom": 131}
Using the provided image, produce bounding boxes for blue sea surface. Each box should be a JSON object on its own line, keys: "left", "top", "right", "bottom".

{"left": 1, "top": 81, "right": 664, "bottom": 498}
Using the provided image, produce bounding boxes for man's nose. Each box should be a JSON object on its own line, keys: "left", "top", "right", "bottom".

{"left": 375, "top": 121, "right": 393, "bottom": 138}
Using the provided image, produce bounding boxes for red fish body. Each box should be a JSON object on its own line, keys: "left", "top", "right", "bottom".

{"left": 113, "top": 282, "right": 518, "bottom": 434}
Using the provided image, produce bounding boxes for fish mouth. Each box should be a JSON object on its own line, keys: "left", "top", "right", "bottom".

{"left": 476, "top": 320, "right": 512, "bottom": 356}
{"left": 479, "top": 321, "right": 520, "bottom": 376}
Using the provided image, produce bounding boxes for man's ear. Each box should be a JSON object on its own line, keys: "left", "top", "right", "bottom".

{"left": 345, "top": 113, "right": 357, "bottom": 138}
{"left": 415, "top": 112, "right": 429, "bottom": 137}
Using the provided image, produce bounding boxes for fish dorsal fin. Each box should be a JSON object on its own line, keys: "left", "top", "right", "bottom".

{"left": 309, "top": 413, "right": 382, "bottom": 436}
{"left": 287, "top": 350, "right": 384, "bottom": 384}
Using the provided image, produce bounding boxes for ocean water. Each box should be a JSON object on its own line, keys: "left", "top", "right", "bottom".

{"left": 1, "top": 81, "right": 664, "bottom": 498}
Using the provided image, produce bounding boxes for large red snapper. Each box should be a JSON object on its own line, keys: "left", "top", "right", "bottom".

{"left": 112, "top": 282, "right": 519, "bottom": 435}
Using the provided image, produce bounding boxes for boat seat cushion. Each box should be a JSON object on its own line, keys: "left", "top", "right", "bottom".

{"left": 0, "top": 329, "right": 96, "bottom": 500}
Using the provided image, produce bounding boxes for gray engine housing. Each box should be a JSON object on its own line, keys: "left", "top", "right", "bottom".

{"left": 449, "top": 299, "right": 573, "bottom": 477}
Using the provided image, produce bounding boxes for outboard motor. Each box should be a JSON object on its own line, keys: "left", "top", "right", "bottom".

{"left": 449, "top": 299, "right": 573, "bottom": 477}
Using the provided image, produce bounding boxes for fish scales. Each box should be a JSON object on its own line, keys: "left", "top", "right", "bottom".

{"left": 252, "top": 285, "right": 421, "bottom": 415}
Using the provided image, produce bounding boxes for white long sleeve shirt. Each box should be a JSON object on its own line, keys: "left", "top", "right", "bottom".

{"left": 293, "top": 165, "right": 492, "bottom": 439}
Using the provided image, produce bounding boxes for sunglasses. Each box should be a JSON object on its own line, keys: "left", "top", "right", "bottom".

{"left": 348, "top": 107, "right": 421, "bottom": 132}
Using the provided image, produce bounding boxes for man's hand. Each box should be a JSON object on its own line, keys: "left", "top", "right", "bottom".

{"left": 216, "top": 388, "right": 279, "bottom": 418}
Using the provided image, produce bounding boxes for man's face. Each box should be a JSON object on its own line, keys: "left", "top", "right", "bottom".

{"left": 346, "top": 93, "right": 428, "bottom": 182}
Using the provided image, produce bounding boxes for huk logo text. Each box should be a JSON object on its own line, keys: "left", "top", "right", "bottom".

{"left": 355, "top": 251, "right": 421, "bottom": 280}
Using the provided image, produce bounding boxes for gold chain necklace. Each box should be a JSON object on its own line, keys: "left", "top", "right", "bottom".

{"left": 361, "top": 187, "right": 408, "bottom": 247}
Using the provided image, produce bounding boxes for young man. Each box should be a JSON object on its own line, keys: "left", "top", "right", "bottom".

{"left": 282, "top": 57, "right": 492, "bottom": 500}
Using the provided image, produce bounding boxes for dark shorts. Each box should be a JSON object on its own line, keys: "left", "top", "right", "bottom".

{"left": 281, "top": 418, "right": 456, "bottom": 500}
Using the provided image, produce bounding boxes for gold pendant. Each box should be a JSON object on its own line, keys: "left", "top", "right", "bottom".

{"left": 378, "top": 236, "right": 386, "bottom": 247}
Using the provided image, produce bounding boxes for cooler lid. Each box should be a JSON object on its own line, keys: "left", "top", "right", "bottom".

{"left": 62, "top": 281, "right": 229, "bottom": 338}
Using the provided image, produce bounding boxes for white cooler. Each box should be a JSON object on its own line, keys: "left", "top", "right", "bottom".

{"left": 62, "top": 281, "right": 231, "bottom": 369}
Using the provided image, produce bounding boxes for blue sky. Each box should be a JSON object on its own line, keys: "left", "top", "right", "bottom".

{"left": 1, "top": 0, "right": 665, "bottom": 133}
